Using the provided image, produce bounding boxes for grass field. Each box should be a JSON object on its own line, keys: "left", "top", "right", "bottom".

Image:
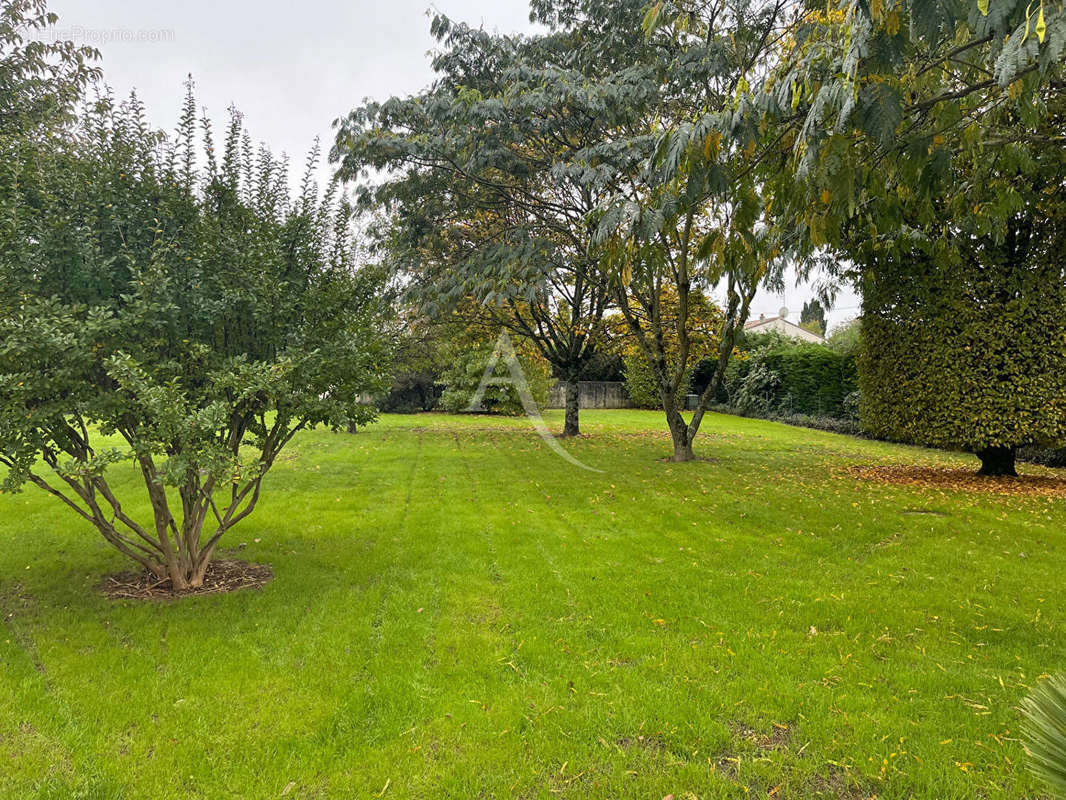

{"left": 2, "top": 410, "right": 1065, "bottom": 799}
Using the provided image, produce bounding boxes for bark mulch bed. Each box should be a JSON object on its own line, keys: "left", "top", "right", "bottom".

{"left": 101, "top": 559, "right": 273, "bottom": 600}
{"left": 847, "top": 465, "right": 1066, "bottom": 498}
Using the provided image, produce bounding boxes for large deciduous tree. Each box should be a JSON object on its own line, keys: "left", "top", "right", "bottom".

{"left": 0, "top": 75, "right": 390, "bottom": 588}
{"left": 591, "top": 0, "right": 799, "bottom": 461}
{"left": 752, "top": 0, "right": 1066, "bottom": 475}
{"left": 331, "top": 4, "right": 655, "bottom": 436}
{"left": 627, "top": 0, "right": 1065, "bottom": 457}
{"left": 856, "top": 102, "right": 1066, "bottom": 476}
{"left": 706, "top": 0, "right": 1065, "bottom": 475}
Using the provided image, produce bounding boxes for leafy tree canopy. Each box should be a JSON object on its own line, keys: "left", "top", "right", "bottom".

{"left": 605, "top": 287, "right": 724, "bottom": 408}
{"left": 0, "top": 70, "right": 392, "bottom": 588}
{"left": 0, "top": 0, "right": 100, "bottom": 137}
{"left": 858, "top": 134, "right": 1066, "bottom": 475}
{"left": 635, "top": 0, "right": 1065, "bottom": 475}
{"left": 588, "top": 0, "right": 804, "bottom": 460}
{"left": 640, "top": 0, "right": 1065, "bottom": 268}
{"left": 331, "top": 3, "right": 655, "bottom": 435}
{"left": 825, "top": 317, "right": 862, "bottom": 356}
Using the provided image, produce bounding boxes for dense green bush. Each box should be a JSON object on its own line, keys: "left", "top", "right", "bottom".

{"left": 842, "top": 390, "right": 861, "bottom": 421}
{"left": 724, "top": 343, "right": 858, "bottom": 418}
{"left": 711, "top": 403, "right": 864, "bottom": 436}
{"left": 732, "top": 363, "right": 781, "bottom": 414}
{"left": 622, "top": 353, "right": 686, "bottom": 409}
{"left": 438, "top": 341, "right": 551, "bottom": 415}
{"left": 381, "top": 373, "right": 442, "bottom": 413}
{"left": 825, "top": 318, "right": 862, "bottom": 357}
{"left": 0, "top": 82, "right": 391, "bottom": 588}
{"left": 1018, "top": 446, "right": 1066, "bottom": 469}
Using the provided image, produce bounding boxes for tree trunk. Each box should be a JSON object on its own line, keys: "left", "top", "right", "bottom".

{"left": 189, "top": 546, "right": 217, "bottom": 588}
{"left": 161, "top": 534, "right": 202, "bottom": 590}
{"left": 562, "top": 381, "right": 580, "bottom": 437}
{"left": 669, "top": 436, "right": 695, "bottom": 462}
{"left": 129, "top": 467, "right": 226, "bottom": 590}
{"left": 665, "top": 401, "right": 695, "bottom": 462}
{"left": 30, "top": 421, "right": 280, "bottom": 595}
{"left": 977, "top": 446, "right": 1018, "bottom": 477}
{"left": 151, "top": 518, "right": 222, "bottom": 590}
{"left": 168, "top": 558, "right": 193, "bottom": 590}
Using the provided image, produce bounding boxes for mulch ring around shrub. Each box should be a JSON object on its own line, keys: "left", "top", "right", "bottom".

{"left": 847, "top": 465, "right": 1066, "bottom": 498}
{"left": 101, "top": 559, "right": 273, "bottom": 600}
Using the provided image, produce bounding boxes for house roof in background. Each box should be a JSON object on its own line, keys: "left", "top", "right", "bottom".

{"left": 745, "top": 315, "right": 784, "bottom": 329}
{"left": 744, "top": 315, "right": 825, "bottom": 342}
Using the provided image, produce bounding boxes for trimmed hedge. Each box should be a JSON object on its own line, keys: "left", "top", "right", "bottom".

{"left": 1020, "top": 446, "right": 1066, "bottom": 469}
{"left": 712, "top": 404, "right": 864, "bottom": 436}
{"left": 723, "top": 343, "right": 858, "bottom": 418}
{"left": 860, "top": 250, "right": 1066, "bottom": 455}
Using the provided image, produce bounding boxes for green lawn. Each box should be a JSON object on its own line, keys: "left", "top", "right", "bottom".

{"left": 2, "top": 410, "right": 1064, "bottom": 799}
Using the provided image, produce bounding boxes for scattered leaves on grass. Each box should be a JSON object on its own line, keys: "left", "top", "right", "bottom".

{"left": 846, "top": 465, "right": 1066, "bottom": 498}
{"left": 806, "top": 764, "right": 868, "bottom": 798}
{"left": 732, "top": 722, "right": 792, "bottom": 752}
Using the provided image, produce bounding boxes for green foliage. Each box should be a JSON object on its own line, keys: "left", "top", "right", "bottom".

{"left": 859, "top": 246, "right": 1066, "bottom": 455}
{"left": 641, "top": 0, "right": 1065, "bottom": 318}
{"left": 726, "top": 343, "right": 858, "bottom": 418}
{"left": 438, "top": 340, "right": 551, "bottom": 416}
{"left": 842, "top": 390, "right": 861, "bottom": 422}
{"left": 378, "top": 313, "right": 452, "bottom": 413}
{"left": 0, "top": 0, "right": 100, "bottom": 138}
{"left": 826, "top": 317, "right": 863, "bottom": 357}
{"left": 731, "top": 362, "right": 782, "bottom": 415}
{"left": 754, "top": 0, "right": 1066, "bottom": 256}
{"left": 1020, "top": 445, "right": 1066, "bottom": 468}
{"left": 606, "top": 288, "right": 723, "bottom": 411}
{"left": 0, "top": 76, "right": 391, "bottom": 586}
{"left": 735, "top": 328, "right": 793, "bottom": 353}
{"left": 1022, "top": 674, "right": 1066, "bottom": 798}
{"left": 826, "top": 60, "right": 1066, "bottom": 467}
{"left": 331, "top": 9, "right": 644, "bottom": 433}
{"left": 855, "top": 117, "right": 1066, "bottom": 461}
{"left": 621, "top": 354, "right": 681, "bottom": 410}
{"left": 800, "top": 300, "right": 827, "bottom": 336}
{"left": 575, "top": 0, "right": 800, "bottom": 458}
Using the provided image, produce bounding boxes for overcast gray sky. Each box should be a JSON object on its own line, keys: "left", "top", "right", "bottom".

{"left": 45, "top": 0, "right": 859, "bottom": 329}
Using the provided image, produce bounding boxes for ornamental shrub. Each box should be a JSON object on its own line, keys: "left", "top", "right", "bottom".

{"left": 724, "top": 343, "right": 858, "bottom": 418}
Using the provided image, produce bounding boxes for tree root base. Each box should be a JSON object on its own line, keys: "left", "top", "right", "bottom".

{"left": 101, "top": 559, "right": 273, "bottom": 600}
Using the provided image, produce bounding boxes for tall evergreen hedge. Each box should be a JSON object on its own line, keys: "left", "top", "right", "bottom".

{"left": 859, "top": 250, "right": 1066, "bottom": 471}
{"left": 723, "top": 343, "right": 857, "bottom": 417}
